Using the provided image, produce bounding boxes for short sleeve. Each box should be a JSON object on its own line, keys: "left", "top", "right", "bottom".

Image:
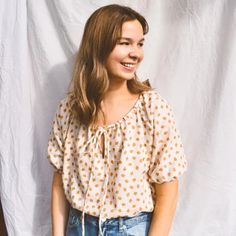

{"left": 47, "top": 100, "right": 69, "bottom": 173}
{"left": 148, "top": 94, "right": 187, "bottom": 183}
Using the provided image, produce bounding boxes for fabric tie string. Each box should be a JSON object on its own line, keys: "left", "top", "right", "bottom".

{"left": 79, "top": 127, "right": 110, "bottom": 236}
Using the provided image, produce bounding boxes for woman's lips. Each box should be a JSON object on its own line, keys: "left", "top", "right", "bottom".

{"left": 120, "top": 62, "right": 137, "bottom": 71}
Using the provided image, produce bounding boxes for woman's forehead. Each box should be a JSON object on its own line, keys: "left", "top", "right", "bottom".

{"left": 120, "top": 20, "right": 144, "bottom": 40}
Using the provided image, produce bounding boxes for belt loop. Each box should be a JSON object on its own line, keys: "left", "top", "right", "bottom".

{"left": 99, "top": 217, "right": 103, "bottom": 236}
{"left": 118, "top": 217, "right": 124, "bottom": 232}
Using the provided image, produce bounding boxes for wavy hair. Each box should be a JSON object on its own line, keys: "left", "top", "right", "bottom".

{"left": 69, "top": 4, "right": 151, "bottom": 126}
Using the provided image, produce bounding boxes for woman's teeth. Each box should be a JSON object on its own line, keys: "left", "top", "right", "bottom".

{"left": 121, "top": 63, "right": 135, "bottom": 68}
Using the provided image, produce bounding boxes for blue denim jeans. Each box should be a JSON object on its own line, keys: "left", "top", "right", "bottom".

{"left": 66, "top": 207, "right": 152, "bottom": 236}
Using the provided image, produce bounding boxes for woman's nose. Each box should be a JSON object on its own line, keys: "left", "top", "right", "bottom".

{"left": 128, "top": 46, "right": 142, "bottom": 59}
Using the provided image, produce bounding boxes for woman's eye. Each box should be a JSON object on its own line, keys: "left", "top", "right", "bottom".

{"left": 138, "top": 42, "right": 144, "bottom": 47}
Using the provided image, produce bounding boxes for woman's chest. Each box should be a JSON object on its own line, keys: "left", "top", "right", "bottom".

{"left": 63, "top": 122, "right": 153, "bottom": 175}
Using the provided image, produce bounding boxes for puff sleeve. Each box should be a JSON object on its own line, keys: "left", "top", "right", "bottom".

{"left": 47, "top": 99, "right": 69, "bottom": 173}
{"left": 148, "top": 94, "right": 187, "bottom": 183}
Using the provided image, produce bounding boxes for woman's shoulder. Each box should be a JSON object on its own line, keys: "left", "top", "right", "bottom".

{"left": 56, "top": 93, "right": 74, "bottom": 113}
{"left": 53, "top": 93, "right": 75, "bottom": 127}
{"left": 140, "top": 89, "right": 177, "bottom": 129}
{"left": 141, "top": 89, "right": 171, "bottom": 108}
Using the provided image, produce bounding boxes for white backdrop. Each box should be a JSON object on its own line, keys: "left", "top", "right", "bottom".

{"left": 1, "top": 0, "right": 236, "bottom": 235}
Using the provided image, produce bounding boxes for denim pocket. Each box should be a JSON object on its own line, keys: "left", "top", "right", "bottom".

{"left": 67, "top": 208, "right": 81, "bottom": 227}
{"left": 126, "top": 221, "right": 151, "bottom": 236}
{"left": 124, "top": 213, "right": 152, "bottom": 236}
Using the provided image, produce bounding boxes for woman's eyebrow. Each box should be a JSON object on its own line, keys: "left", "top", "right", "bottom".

{"left": 118, "top": 37, "right": 145, "bottom": 42}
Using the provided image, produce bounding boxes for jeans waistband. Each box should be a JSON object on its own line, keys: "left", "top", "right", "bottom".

{"left": 70, "top": 208, "right": 152, "bottom": 227}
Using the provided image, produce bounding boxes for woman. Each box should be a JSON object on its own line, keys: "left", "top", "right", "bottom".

{"left": 48, "top": 4, "right": 187, "bottom": 236}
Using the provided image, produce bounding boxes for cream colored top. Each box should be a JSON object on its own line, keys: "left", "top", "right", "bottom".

{"left": 48, "top": 90, "right": 187, "bottom": 220}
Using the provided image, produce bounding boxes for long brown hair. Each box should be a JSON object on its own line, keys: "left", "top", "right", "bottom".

{"left": 70, "top": 4, "right": 151, "bottom": 126}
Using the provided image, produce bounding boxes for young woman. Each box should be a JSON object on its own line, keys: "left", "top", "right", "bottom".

{"left": 48, "top": 4, "right": 187, "bottom": 236}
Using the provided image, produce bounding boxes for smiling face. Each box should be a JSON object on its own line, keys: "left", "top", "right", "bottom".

{"left": 106, "top": 20, "right": 145, "bottom": 83}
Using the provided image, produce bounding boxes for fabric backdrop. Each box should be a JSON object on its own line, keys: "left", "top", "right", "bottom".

{"left": 1, "top": 0, "right": 236, "bottom": 235}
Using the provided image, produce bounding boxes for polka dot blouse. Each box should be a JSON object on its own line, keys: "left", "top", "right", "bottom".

{"left": 47, "top": 90, "right": 187, "bottom": 220}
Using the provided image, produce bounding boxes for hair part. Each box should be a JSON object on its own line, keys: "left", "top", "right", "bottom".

{"left": 69, "top": 4, "right": 151, "bottom": 126}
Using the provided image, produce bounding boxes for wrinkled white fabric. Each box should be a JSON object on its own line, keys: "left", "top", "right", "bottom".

{"left": 0, "top": 1, "right": 236, "bottom": 236}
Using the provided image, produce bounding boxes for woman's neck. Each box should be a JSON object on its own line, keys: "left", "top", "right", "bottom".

{"left": 104, "top": 80, "right": 132, "bottom": 102}
{"left": 98, "top": 79, "right": 139, "bottom": 127}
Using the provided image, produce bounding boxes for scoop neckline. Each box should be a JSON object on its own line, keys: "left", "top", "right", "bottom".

{"left": 92, "top": 92, "right": 143, "bottom": 130}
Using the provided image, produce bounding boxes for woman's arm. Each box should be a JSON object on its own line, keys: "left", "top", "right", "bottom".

{"left": 51, "top": 172, "right": 69, "bottom": 236}
{"left": 148, "top": 179, "right": 179, "bottom": 236}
